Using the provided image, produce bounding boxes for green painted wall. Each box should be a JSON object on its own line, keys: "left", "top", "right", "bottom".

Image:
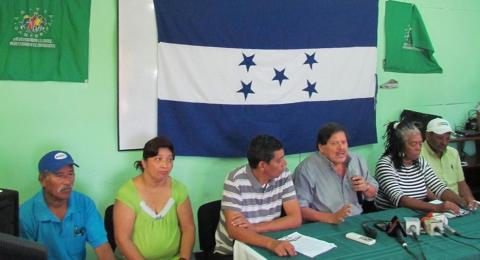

{"left": 1, "top": 0, "right": 479, "bottom": 256}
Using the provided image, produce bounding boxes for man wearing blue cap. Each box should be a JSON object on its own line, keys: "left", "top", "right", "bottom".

{"left": 20, "top": 150, "right": 115, "bottom": 260}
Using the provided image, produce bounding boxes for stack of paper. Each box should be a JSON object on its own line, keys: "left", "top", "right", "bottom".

{"left": 279, "top": 232, "right": 337, "bottom": 258}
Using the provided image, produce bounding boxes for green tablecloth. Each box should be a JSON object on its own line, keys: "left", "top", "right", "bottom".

{"left": 251, "top": 208, "right": 480, "bottom": 259}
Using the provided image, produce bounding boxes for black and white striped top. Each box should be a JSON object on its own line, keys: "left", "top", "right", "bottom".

{"left": 374, "top": 155, "right": 447, "bottom": 210}
{"left": 214, "top": 164, "right": 296, "bottom": 255}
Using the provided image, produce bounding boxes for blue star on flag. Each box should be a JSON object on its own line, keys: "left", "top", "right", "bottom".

{"left": 237, "top": 81, "right": 255, "bottom": 100}
{"left": 272, "top": 68, "right": 288, "bottom": 86}
{"left": 304, "top": 52, "right": 318, "bottom": 69}
{"left": 303, "top": 80, "right": 317, "bottom": 97}
{"left": 239, "top": 53, "right": 256, "bottom": 72}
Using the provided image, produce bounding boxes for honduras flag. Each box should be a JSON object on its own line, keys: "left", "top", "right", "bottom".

{"left": 154, "top": 0, "right": 378, "bottom": 157}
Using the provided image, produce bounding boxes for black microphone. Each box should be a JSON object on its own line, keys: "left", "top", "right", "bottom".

{"left": 394, "top": 228, "right": 408, "bottom": 248}
{"left": 356, "top": 191, "right": 364, "bottom": 205}
{"left": 387, "top": 216, "right": 408, "bottom": 248}
{"left": 408, "top": 225, "right": 418, "bottom": 240}
{"left": 349, "top": 175, "right": 363, "bottom": 204}
{"left": 362, "top": 223, "right": 377, "bottom": 239}
{"left": 444, "top": 223, "right": 459, "bottom": 236}
{"left": 434, "top": 226, "right": 445, "bottom": 237}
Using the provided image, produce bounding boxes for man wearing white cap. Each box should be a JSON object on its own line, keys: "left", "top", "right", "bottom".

{"left": 20, "top": 150, "right": 115, "bottom": 260}
{"left": 421, "top": 118, "right": 478, "bottom": 210}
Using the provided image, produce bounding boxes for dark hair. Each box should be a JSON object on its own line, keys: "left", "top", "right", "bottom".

{"left": 247, "top": 135, "right": 283, "bottom": 169}
{"left": 316, "top": 122, "right": 348, "bottom": 150}
{"left": 382, "top": 121, "right": 421, "bottom": 169}
{"left": 134, "top": 136, "right": 175, "bottom": 171}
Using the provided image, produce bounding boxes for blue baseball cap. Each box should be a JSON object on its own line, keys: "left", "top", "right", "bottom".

{"left": 38, "top": 150, "right": 79, "bottom": 174}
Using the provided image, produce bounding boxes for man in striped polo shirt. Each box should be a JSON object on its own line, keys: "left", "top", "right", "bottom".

{"left": 213, "top": 135, "right": 302, "bottom": 258}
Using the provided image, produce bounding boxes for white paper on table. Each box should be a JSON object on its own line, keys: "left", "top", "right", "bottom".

{"left": 429, "top": 199, "right": 442, "bottom": 205}
{"left": 429, "top": 199, "right": 470, "bottom": 218}
{"left": 279, "top": 232, "right": 337, "bottom": 258}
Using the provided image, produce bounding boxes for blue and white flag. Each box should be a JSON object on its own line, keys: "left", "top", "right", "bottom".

{"left": 154, "top": 0, "right": 378, "bottom": 157}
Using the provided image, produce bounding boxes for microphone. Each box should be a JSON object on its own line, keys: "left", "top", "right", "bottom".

{"left": 422, "top": 214, "right": 444, "bottom": 236}
{"left": 387, "top": 216, "right": 408, "bottom": 248}
{"left": 356, "top": 191, "right": 364, "bottom": 205}
{"left": 394, "top": 228, "right": 408, "bottom": 248}
{"left": 404, "top": 217, "right": 420, "bottom": 237}
{"left": 408, "top": 225, "right": 418, "bottom": 240}
{"left": 443, "top": 224, "right": 459, "bottom": 236}
{"left": 362, "top": 223, "right": 377, "bottom": 239}
{"left": 349, "top": 175, "right": 363, "bottom": 204}
{"left": 433, "top": 226, "right": 444, "bottom": 236}
{"left": 374, "top": 222, "right": 387, "bottom": 232}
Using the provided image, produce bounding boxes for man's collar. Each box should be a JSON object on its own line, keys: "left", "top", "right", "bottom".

{"left": 247, "top": 164, "right": 279, "bottom": 189}
{"left": 35, "top": 191, "right": 75, "bottom": 222}
{"left": 246, "top": 165, "right": 263, "bottom": 189}
{"left": 424, "top": 140, "right": 444, "bottom": 158}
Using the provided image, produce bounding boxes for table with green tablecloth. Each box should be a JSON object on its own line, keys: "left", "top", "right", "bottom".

{"left": 235, "top": 207, "right": 480, "bottom": 259}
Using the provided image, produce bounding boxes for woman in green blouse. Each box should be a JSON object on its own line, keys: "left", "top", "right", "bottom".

{"left": 114, "top": 137, "right": 195, "bottom": 260}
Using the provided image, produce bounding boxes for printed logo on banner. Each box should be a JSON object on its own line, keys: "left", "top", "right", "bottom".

{"left": 10, "top": 7, "right": 56, "bottom": 48}
{"left": 402, "top": 25, "right": 422, "bottom": 52}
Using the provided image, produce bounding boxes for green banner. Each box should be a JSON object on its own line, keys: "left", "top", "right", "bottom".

{"left": 0, "top": 0, "right": 91, "bottom": 82}
{"left": 384, "top": 0, "right": 442, "bottom": 73}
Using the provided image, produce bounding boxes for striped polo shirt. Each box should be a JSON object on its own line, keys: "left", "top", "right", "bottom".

{"left": 374, "top": 155, "right": 447, "bottom": 210}
{"left": 214, "top": 164, "right": 296, "bottom": 255}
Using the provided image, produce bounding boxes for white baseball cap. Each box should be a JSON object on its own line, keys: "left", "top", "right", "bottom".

{"left": 426, "top": 118, "right": 452, "bottom": 134}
